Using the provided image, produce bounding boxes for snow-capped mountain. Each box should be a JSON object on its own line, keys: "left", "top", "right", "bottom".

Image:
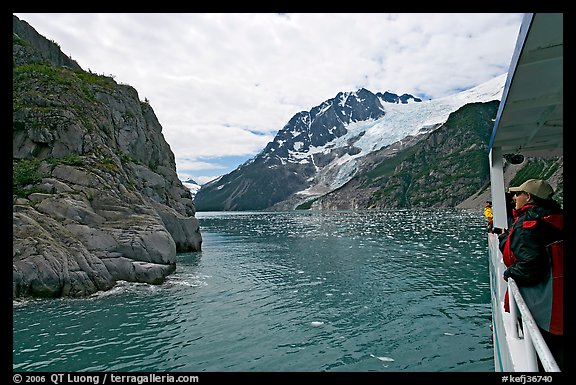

{"left": 194, "top": 73, "right": 507, "bottom": 211}
{"left": 181, "top": 178, "right": 202, "bottom": 198}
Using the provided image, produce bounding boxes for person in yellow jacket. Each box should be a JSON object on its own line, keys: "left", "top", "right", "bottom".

{"left": 484, "top": 200, "right": 493, "bottom": 232}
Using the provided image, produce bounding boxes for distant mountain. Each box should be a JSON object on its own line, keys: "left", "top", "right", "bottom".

{"left": 194, "top": 74, "right": 508, "bottom": 211}
{"left": 182, "top": 178, "right": 201, "bottom": 198}
{"left": 312, "top": 100, "right": 501, "bottom": 209}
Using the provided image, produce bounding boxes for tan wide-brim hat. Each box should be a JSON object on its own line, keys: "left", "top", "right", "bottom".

{"left": 508, "top": 179, "right": 554, "bottom": 200}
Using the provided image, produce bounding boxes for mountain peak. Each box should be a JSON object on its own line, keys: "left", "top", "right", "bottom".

{"left": 194, "top": 74, "right": 506, "bottom": 211}
{"left": 182, "top": 179, "right": 202, "bottom": 198}
{"left": 377, "top": 91, "right": 422, "bottom": 104}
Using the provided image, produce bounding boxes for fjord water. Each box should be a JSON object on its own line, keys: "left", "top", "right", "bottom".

{"left": 13, "top": 209, "right": 493, "bottom": 372}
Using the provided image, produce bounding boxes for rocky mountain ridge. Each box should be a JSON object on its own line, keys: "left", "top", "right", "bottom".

{"left": 194, "top": 73, "right": 530, "bottom": 211}
{"left": 13, "top": 15, "right": 202, "bottom": 299}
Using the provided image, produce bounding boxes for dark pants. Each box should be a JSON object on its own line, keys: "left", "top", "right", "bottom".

{"left": 537, "top": 327, "right": 563, "bottom": 372}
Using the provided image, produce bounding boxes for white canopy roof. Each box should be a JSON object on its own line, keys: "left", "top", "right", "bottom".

{"left": 489, "top": 13, "right": 563, "bottom": 158}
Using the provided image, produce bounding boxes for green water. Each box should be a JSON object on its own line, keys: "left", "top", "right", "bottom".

{"left": 13, "top": 209, "right": 494, "bottom": 372}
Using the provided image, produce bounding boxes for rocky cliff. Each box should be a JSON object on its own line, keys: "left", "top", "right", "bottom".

{"left": 13, "top": 15, "right": 202, "bottom": 299}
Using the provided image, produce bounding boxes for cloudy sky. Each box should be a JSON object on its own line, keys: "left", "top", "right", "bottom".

{"left": 14, "top": 13, "right": 525, "bottom": 184}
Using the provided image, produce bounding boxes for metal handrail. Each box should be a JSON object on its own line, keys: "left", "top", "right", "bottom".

{"left": 507, "top": 278, "right": 561, "bottom": 372}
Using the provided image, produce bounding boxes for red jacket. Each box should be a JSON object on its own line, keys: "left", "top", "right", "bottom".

{"left": 499, "top": 203, "right": 563, "bottom": 335}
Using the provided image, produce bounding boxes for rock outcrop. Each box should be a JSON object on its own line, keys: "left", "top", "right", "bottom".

{"left": 13, "top": 15, "right": 202, "bottom": 298}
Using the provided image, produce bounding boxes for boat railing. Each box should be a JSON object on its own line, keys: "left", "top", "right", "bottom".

{"left": 506, "top": 278, "right": 561, "bottom": 372}
{"left": 488, "top": 232, "right": 561, "bottom": 372}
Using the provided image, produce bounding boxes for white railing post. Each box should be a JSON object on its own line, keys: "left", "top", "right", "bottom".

{"left": 521, "top": 317, "right": 539, "bottom": 371}
{"left": 507, "top": 280, "right": 519, "bottom": 339}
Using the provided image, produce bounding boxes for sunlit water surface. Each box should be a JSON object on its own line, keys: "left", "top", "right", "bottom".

{"left": 13, "top": 209, "right": 493, "bottom": 372}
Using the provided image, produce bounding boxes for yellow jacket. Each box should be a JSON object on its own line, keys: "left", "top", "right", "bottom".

{"left": 484, "top": 206, "right": 493, "bottom": 222}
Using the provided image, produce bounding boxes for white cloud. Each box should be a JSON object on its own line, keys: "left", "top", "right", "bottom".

{"left": 14, "top": 12, "right": 524, "bottom": 181}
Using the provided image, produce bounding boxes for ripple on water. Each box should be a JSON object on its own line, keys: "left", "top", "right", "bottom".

{"left": 14, "top": 209, "right": 493, "bottom": 372}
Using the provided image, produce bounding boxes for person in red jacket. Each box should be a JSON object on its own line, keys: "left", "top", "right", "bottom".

{"left": 498, "top": 178, "right": 563, "bottom": 371}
